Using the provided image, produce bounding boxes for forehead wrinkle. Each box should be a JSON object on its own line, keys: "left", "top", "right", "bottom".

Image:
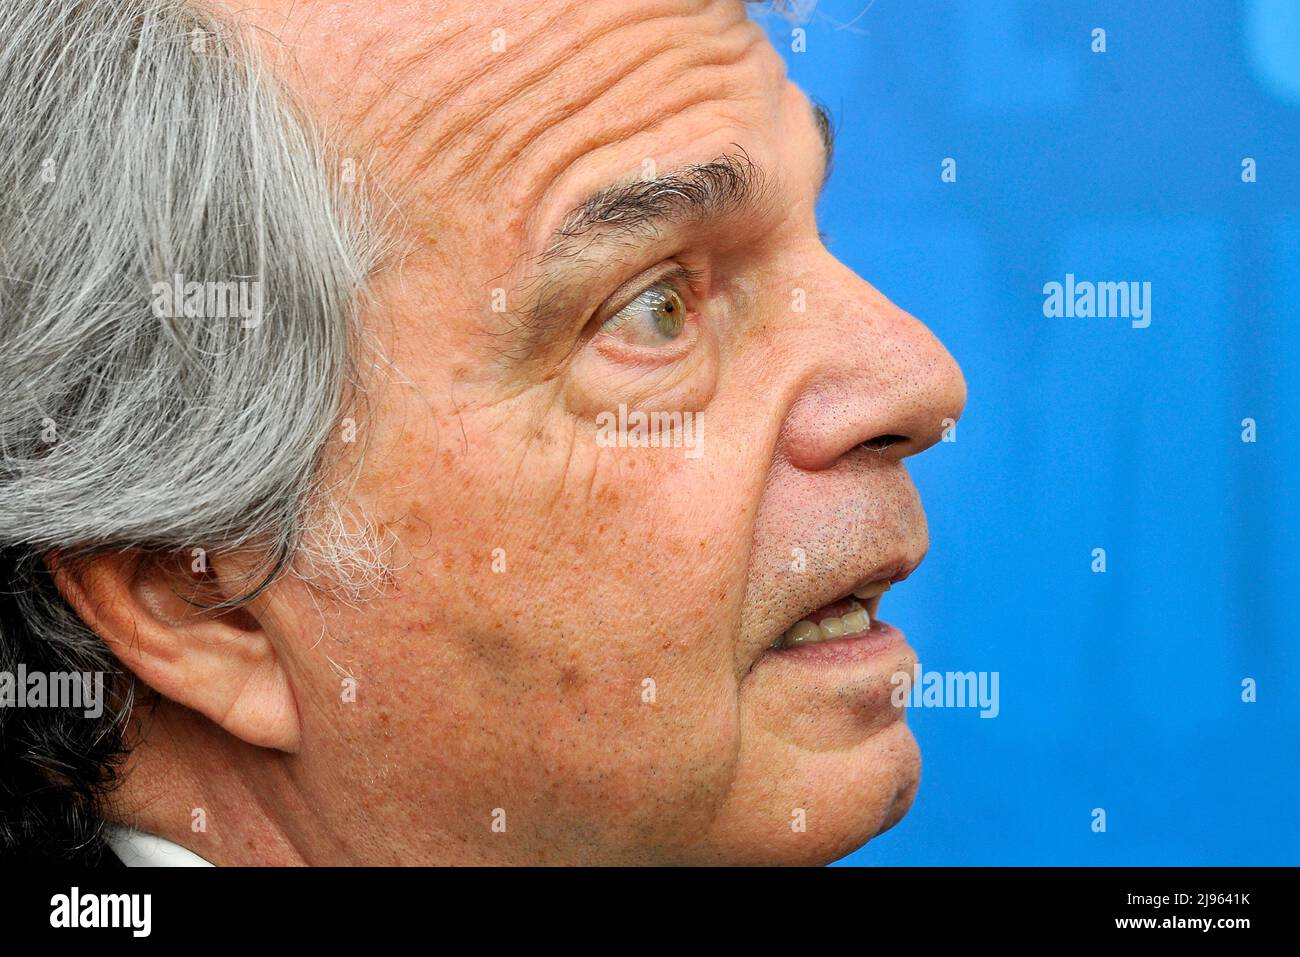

{"left": 386, "top": 4, "right": 574, "bottom": 179}
{"left": 363, "top": 2, "right": 643, "bottom": 193}
{"left": 319, "top": 2, "right": 572, "bottom": 196}
{"left": 501, "top": 49, "right": 775, "bottom": 275}
{"left": 461, "top": 3, "right": 760, "bottom": 189}
{"left": 451, "top": 10, "right": 690, "bottom": 184}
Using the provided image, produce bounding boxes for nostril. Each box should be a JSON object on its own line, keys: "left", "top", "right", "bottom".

{"left": 860, "top": 434, "right": 908, "bottom": 453}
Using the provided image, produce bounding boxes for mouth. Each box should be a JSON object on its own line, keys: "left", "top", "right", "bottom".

{"left": 767, "top": 560, "right": 919, "bottom": 653}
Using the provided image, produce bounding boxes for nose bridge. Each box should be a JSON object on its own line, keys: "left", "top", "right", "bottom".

{"left": 778, "top": 252, "right": 967, "bottom": 471}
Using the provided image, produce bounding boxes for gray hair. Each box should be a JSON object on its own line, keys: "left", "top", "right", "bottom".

{"left": 0, "top": 0, "right": 384, "bottom": 860}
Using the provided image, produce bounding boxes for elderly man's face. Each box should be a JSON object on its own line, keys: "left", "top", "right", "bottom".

{"left": 234, "top": 0, "right": 964, "bottom": 864}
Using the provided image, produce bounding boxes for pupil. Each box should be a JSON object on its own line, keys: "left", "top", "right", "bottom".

{"left": 654, "top": 291, "right": 684, "bottom": 338}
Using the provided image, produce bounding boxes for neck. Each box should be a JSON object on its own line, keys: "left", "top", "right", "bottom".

{"left": 106, "top": 699, "right": 314, "bottom": 866}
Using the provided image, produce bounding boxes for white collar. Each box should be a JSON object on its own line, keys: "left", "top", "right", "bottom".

{"left": 106, "top": 824, "right": 215, "bottom": 867}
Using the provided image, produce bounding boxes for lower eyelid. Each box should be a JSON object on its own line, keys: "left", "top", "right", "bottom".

{"left": 596, "top": 310, "right": 698, "bottom": 358}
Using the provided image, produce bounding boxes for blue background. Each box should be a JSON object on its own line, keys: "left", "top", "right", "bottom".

{"left": 751, "top": 0, "right": 1300, "bottom": 865}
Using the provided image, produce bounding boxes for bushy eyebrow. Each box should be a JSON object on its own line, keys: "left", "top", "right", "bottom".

{"left": 537, "top": 150, "right": 773, "bottom": 266}
{"left": 540, "top": 99, "right": 834, "bottom": 266}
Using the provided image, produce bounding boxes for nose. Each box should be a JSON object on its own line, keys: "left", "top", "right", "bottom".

{"left": 778, "top": 255, "right": 967, "bottom": 471}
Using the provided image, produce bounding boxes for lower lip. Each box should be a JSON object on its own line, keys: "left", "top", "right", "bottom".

{"left": 764, "top": 618, "right": 907, "bottom": 664}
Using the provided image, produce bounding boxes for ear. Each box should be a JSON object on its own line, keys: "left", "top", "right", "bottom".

{"left": 48, "top": 549, "right": 301, "bottom": 753}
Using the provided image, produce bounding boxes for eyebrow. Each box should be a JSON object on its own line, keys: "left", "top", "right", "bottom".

{"left": 537, "top": 150, "right": 773, "bottom": 266}
{"left": 504, "top": 101, "right": 837, "bottom": 351}
{"left": 541, "top": 101, "right": 835, "bottom": 265}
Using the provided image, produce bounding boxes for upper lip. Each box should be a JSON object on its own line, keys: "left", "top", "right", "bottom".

{"left": 781, "top": 553, "right": 925, "bottom": 636}
{"left": 848, "top": 557, "right": 922, "bottom": 601}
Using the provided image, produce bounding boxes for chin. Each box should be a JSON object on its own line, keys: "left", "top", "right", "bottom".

{"left": 695, "top": 720, "right": 922, "bottom": 866}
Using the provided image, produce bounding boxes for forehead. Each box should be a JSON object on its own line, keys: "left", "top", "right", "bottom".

{"left": 241, "top": 0, "right": 795, "bottom": 249}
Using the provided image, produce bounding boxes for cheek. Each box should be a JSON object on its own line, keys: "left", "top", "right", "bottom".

{"left": 518, "top": 662, "right": 744, "bottom": 857}
{"left": 334, "top": 392, "right": 752, "bottom": 857}
{"left": 564, "top": 317, "right": 719, "bottom": 419}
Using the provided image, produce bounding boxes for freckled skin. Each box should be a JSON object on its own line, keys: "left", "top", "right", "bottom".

{"left": 114, "top": 0, "right": 965, "bottom": 865}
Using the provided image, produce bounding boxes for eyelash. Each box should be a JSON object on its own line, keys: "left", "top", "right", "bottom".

{"left": 599, "top": 264, "right": 705, "bottom": 334}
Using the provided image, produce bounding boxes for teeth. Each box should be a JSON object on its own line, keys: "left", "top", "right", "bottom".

{"left": 841, "top": 609, "right": 869, "bottom": 633}
{"left": 818, "top": 616, "right": 846, "bottom": 640}
{"left": 852, "top": 581, "right": 891, "bottom": 600}
{"left": 784, "top": 620, "right": 821, "bottom": 646}
{"left": 776, "top": 605, "right": 872, "bottom": 650}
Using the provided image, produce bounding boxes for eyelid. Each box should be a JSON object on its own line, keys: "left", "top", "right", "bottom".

{"left": 597, "top": 262, "right": 704, "bottom": 330}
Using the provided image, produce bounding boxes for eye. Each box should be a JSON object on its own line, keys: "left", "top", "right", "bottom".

{"left": 599, "top": 276, "right": 690, "bottom": 347}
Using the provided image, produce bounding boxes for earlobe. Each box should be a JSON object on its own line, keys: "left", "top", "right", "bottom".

{"left": 47, "top": 550, "right": 302, "bottom": 753}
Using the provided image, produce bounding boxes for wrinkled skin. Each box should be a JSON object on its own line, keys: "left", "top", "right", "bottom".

{"left": 98, "top": 0, "right": 965, "bottom": 865}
